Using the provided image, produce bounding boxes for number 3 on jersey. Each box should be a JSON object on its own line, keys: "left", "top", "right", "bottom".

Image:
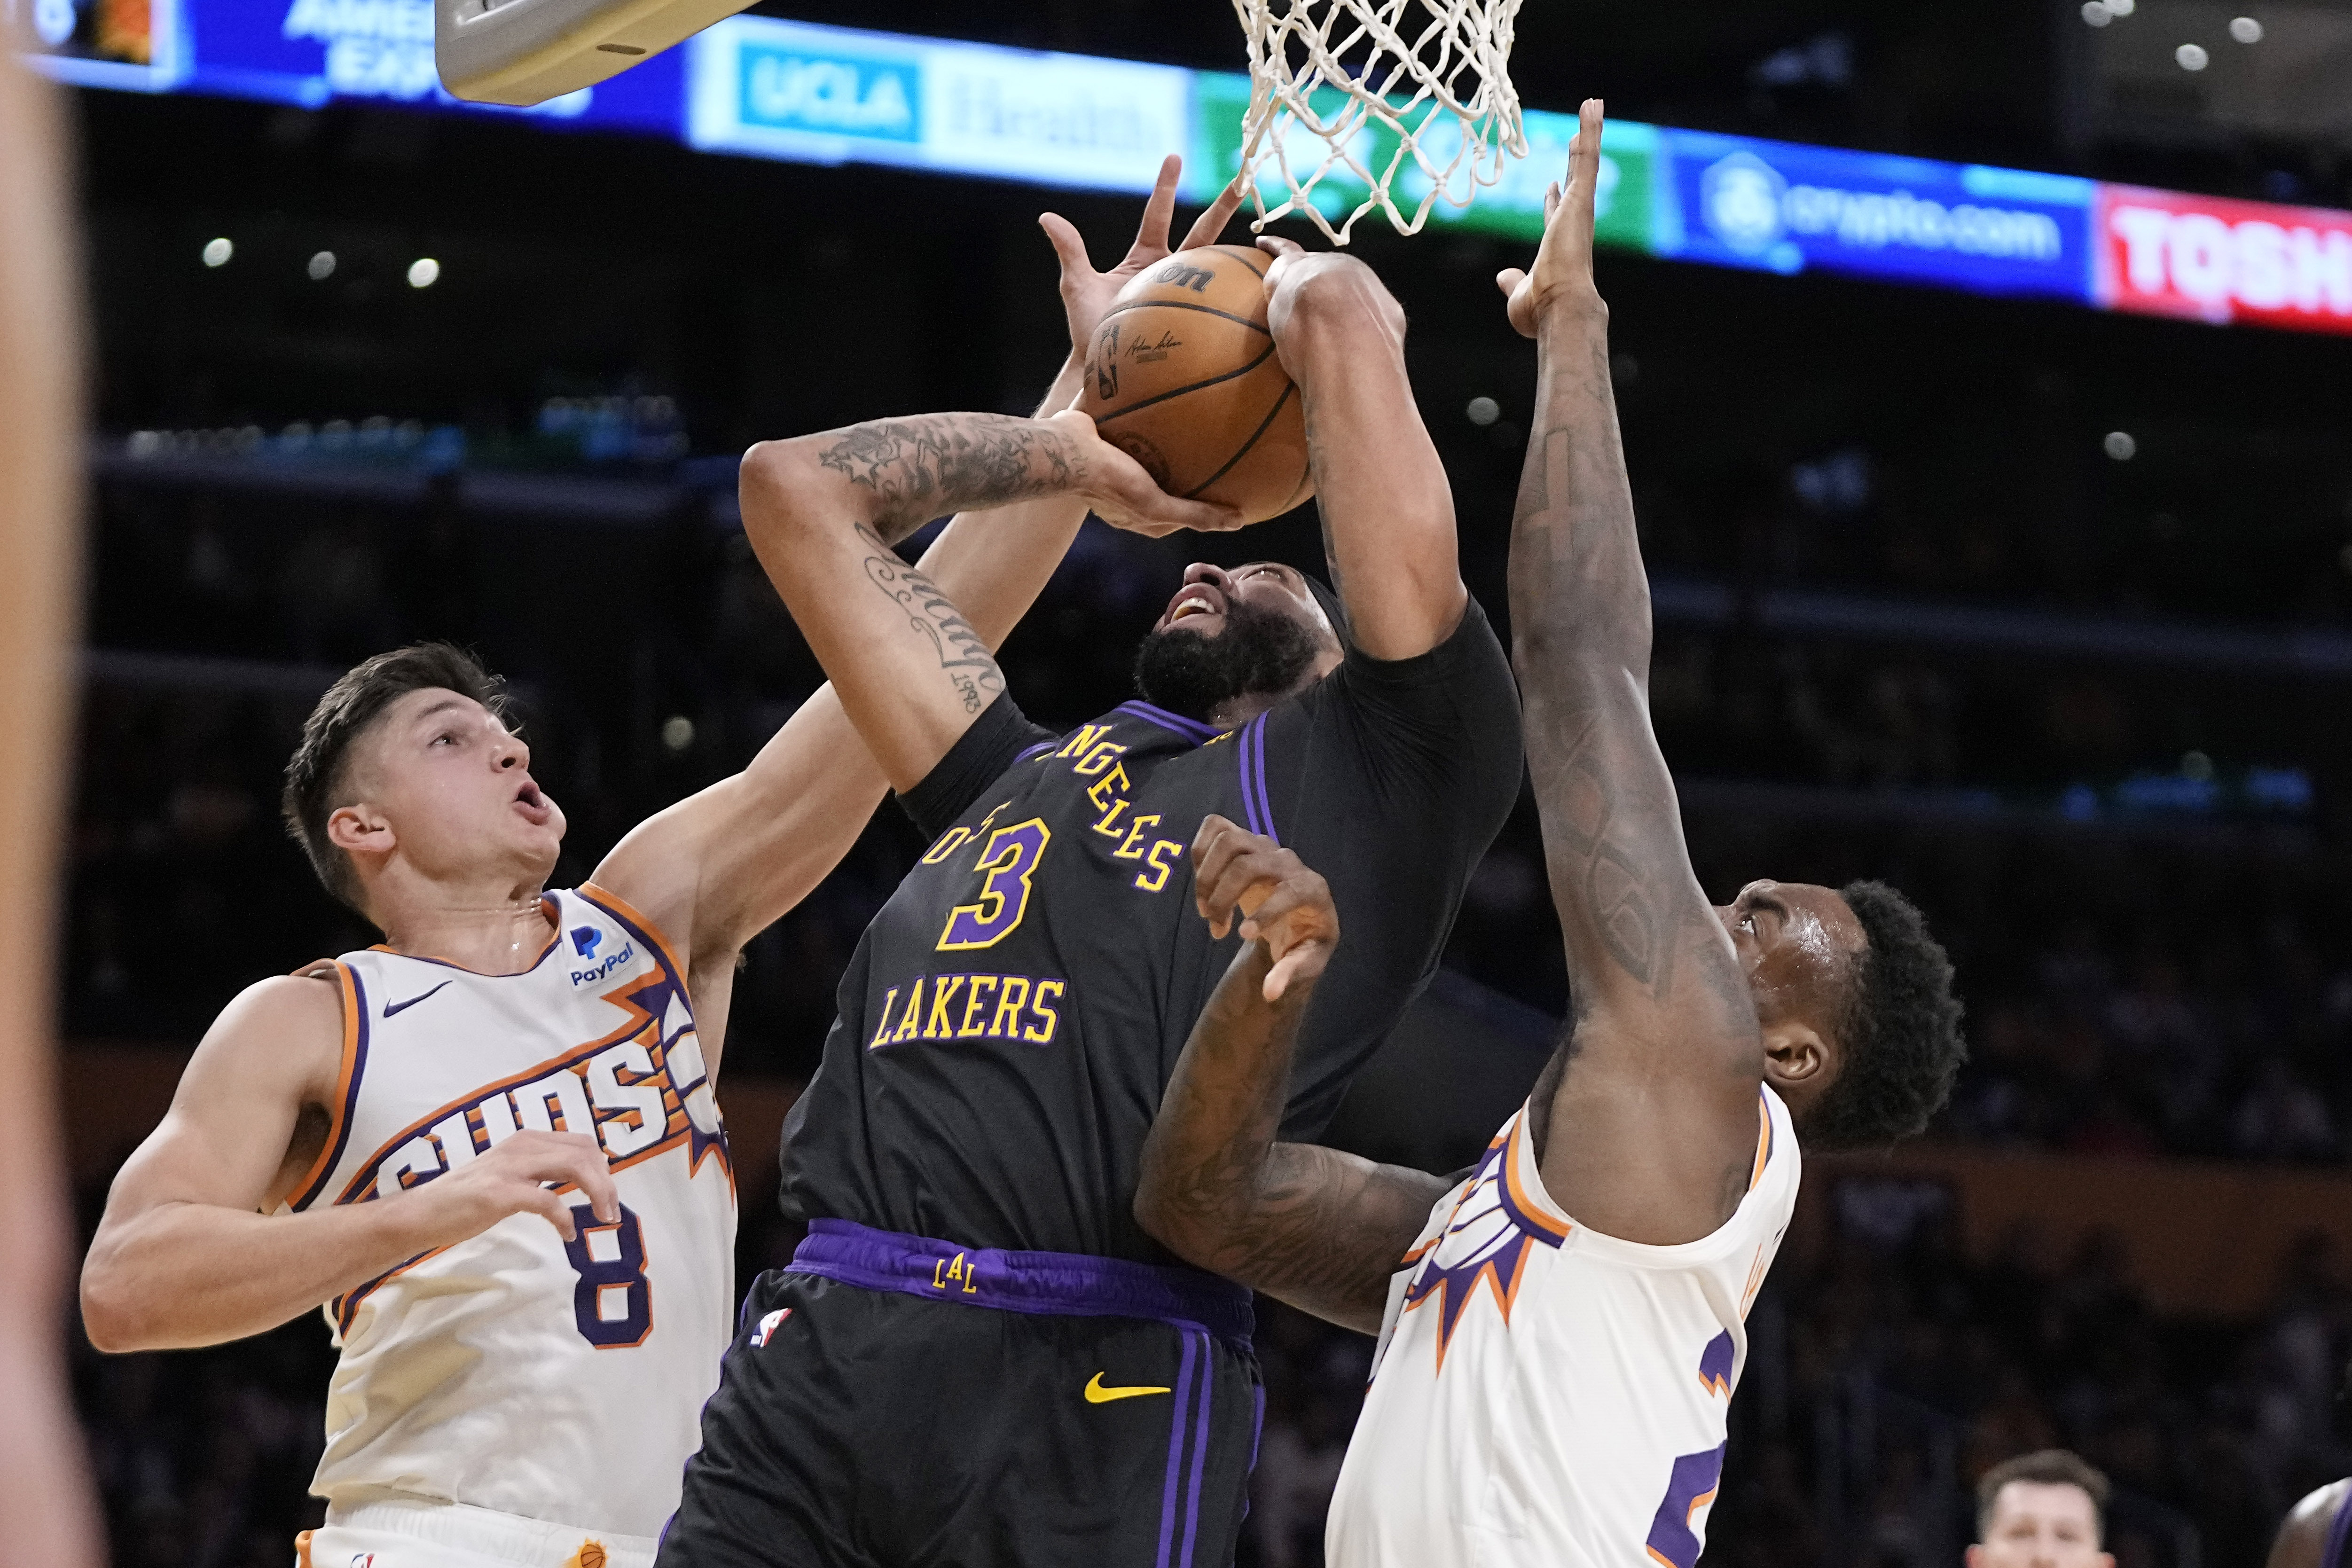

{"left": 939, "top": 819, "right": 1050, "bottom": 950}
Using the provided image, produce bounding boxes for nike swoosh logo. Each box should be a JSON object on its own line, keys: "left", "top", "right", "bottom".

{"left": 383, "top": 980, "right": 455, "bottom": 1018}
{"left": 1084, "top": 1372, "right": 1171, "bottom": 1404}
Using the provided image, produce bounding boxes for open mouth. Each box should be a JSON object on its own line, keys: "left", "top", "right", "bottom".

{"left": 1162, "top": 585, "right": 1225, "bottom": 630}
{"left": 512, "top": 779, "right": 553, "bottom": 825}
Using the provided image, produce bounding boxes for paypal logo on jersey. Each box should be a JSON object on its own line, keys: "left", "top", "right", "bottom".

{"left": 570, "top": 933, "right": 635, "bottom": 987}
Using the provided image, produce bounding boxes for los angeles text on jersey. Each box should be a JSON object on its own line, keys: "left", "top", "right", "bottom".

{"left": 337, "top": 964, "right": 727, "bottom": 1208}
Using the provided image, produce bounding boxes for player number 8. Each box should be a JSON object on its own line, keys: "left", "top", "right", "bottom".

{"left": 563, "top": 1203, "right": 653, "bottom": 1348}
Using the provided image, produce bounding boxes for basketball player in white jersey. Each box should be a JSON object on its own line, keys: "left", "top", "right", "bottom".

{"left": 1132, "top": 102, "right": 1967, "bottom": 1568}
{"left": 78, "top": 163, "right": 1247, "bottom": 1568}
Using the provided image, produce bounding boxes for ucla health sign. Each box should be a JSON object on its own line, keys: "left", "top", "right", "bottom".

{"left": 686, "top": 16, "right": 1187, "bottom": 194}
{"left": 1660, "top": 130, "right": 2097, "bottom": 304}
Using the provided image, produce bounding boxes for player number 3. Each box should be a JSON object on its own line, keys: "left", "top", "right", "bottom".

{"left": 938, "top": 819, "right": 1051, "bottom": 950}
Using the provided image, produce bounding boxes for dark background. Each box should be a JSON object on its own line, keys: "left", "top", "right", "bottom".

{"left": 59, "top": 1, "right": 2352, "bottom": 1564}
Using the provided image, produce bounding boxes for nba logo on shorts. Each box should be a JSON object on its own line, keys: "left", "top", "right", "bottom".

{"left": 750, "top": 1308, "right": 791, "bottom": 1347}
{"left": 349, "top": 1555, "right": 376, "bottom": 1568}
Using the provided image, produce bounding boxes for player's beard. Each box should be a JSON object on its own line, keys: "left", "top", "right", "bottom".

{"left": 1132, "top": 595, "right": 1325, "bottom": 723}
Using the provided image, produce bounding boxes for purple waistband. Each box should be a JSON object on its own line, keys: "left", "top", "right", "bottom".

{"left": 787, "top": 1218, "right": 1254, "bottom": 1347}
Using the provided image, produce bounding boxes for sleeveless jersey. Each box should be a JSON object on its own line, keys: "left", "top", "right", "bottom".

{"left": 784, "top": 602, "right": 1522, "bottom": 1267}
{"left": 1326, "top": 1087, "right": 1800, "bottom": 1568}
{"left": 289, "top": 885, "right": 736, "bottom": 1539}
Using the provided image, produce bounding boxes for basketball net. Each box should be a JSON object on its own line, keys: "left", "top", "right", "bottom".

{"left": 1232, "top": 0, "right": 1527, "bottom": 245}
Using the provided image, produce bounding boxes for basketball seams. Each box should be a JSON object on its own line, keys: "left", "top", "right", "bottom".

{"left": 1183, "top": 380, "right": 1297, "bottom": 502}
{"left": 1096, "top": 298, "right": 1271, "bottom": 336}
{"left": 1086, "top": 339, "right": 1280, "bottom": 428}
{"left": 1211, "top": 244, "right": 1270, "bottom": 279}
{"left": 1074, "top": 241, "right": 1305, "bottom": 521}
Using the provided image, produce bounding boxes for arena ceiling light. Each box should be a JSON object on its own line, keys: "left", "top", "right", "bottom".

{"left": 436, "top": 0, "right": 758, "bottom": 107}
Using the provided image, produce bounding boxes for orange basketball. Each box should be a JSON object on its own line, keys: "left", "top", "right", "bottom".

{"left": 1074, "top": 244, "right": 1314, "bottom": 525}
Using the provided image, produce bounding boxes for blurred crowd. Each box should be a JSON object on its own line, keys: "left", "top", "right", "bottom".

{"left": 68, "top": 478, "right": 2352, "bottom": 1158}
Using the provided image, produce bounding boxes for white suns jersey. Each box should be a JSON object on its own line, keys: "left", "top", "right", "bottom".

{"left": 288, "top": 886, "right": 736, "bottom": 1539}
{"left": 1326, "top": 1087, "right": 1799, "bottom": 1568}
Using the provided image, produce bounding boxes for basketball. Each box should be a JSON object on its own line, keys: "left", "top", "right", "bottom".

{"left": 1074, "top": 244, "right": 1314, "bottom": 524}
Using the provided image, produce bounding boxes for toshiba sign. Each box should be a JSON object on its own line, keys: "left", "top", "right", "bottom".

{"left": 2098, "top": 185, "right": 2352, "bottom": 336}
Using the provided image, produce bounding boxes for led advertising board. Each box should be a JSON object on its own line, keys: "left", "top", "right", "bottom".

{"left": 21, "top": 1, "right": 2352, "bottom": 336}
{"left": 685, "top": 16, "right": 1189, "bottom": 194}
{"left": 1185, "top": 71, "right": 1665, "bottom": 254}
{"left": 1658, "top": 128, "right": 2098, "bottom": 304}
{"left": 2096, "top": 184, "right": 2352, "bottom": 337}
{"left": 16, "top": 0, "right": 183, "bottom": 92}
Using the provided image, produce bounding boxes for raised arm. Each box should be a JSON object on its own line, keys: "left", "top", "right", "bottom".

{"left": 738, "top": 400, "right": 1233, "bottom": 796}
{"left": 1254, "top": 242, "right": 1467, "bottom": 659}
{"left": 1499, "top": 101, "right": 1763, "bottom": 1245}
{"left": 1134, "top": 818, "right": 1446, "bottom": 1335}
{"left": 594, "top": 167, "right": 1248, "bottom": 996}
{"left": 82, "top": 977, "right": 621, "bottom": 1351}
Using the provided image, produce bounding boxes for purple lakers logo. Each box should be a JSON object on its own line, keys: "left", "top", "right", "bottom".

{"left": 1400, "top": 1118, "right": 1570, "bottom": 1372}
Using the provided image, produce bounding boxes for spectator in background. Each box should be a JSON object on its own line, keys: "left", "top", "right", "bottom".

{"left": 1970, "top": 1450, "right": 2115, "bottom": 1568}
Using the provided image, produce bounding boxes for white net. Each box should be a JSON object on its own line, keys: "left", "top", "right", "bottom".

{"left": 1232, "top": 0, "right": 1528, "bottom": 245}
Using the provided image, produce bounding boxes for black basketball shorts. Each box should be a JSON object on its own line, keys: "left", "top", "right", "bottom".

{"left": 656, "top": 1226, "right": 1263, "bottom": 1568}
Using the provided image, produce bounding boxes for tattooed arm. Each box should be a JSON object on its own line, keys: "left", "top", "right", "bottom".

{"left": 1135, "top": 818, "right": 1447, "bottom": 1335}
{"left": 738, "top": 408, "right": 1235, "bottom": 792}
{"left": 1252, "top": 242, "right": 1466, "bottom": 660}
{"left": 1498, "top": 101, "right": 1764, "bottom": 1246}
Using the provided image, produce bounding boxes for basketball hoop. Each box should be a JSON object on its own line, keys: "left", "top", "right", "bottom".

{"left": 436, "top": 0, "right": 754, "bottom": 107}
{"left": 1231, "top": 0, "right": 1528, "bottom": 245}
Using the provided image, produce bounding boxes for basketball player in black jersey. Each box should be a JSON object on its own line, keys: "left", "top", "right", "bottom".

{"left": 657, "top": 241, "right": 1524, "bottom": 1564}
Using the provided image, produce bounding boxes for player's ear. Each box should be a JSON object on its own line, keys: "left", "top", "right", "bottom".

{"left": 1762, "top": 1019, "right": 1827, "bottom": 1089}
{"left": 1962, "top": 1546, "right": 1985, "bottom": 1568}
{"left": 327, "top": 801, "right": 395, "bottom": 857}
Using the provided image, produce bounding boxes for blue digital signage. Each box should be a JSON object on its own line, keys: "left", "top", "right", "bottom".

{"left": 27, "top": 0, "right": 2350, "bottom": 333}
{"left": 1657, "top": 129, "right": 2099, "bottom": 304}
{"left": 173, "top": 0, "right": 682, "bottom": 135}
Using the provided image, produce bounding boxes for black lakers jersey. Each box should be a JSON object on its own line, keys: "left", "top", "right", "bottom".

{"left": 781, "top": 599, "right": 1523, "bottom": 1264}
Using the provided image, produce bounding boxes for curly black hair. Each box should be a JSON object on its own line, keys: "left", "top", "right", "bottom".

{"left": 282, "top": 642, "right": 511, "bottom": 914}
{"left": 1797, "top": 879, "right": 1967, "bottom": 1151}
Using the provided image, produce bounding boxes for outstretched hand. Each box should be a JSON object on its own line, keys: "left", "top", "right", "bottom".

{"left": 1191, "top": 815, "right": 1339, "bottom": 1002}
{"left": 1039, "top": 157, "right": 1246, "bottom": 380}
{"left": 1041, "top": 408, "right": 1245, "bottom": 537}
{"left": 1496, "top": 97, "right": 1607, "bottom": 338}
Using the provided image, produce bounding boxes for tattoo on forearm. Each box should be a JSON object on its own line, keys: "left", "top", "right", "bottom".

{"left": 854, "top": 523, "right": 1002, "bottom": 713}
{"left": 1143, "top": 972, "right": 1437, "bottom": 1332}
{"left": 1542, "top": 713, "right": 1674, "bottom": 992}
{"left": 818, "top": 414, "right": 1078, "bottom": 543}
{"left": 1511, "top": 341, "right": 1740, "bottom": 1011}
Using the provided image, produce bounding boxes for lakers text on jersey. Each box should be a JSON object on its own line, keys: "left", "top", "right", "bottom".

{"left": 290, "top": 886, "right": 737, "bottom": 1542}
{"left": 1325, "top": 1087, "right": 1800, "bottom": 1568}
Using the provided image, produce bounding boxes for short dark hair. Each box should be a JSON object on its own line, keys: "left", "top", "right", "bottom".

{"left": 1976, "top": 1449, "right": 2110, "bottom": 1544}
{"left": 281, "top": 643, "right": 510, "bottom": 912}
{"left": 1799, "top": 879, "right": 1966, "bottom": 1151}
